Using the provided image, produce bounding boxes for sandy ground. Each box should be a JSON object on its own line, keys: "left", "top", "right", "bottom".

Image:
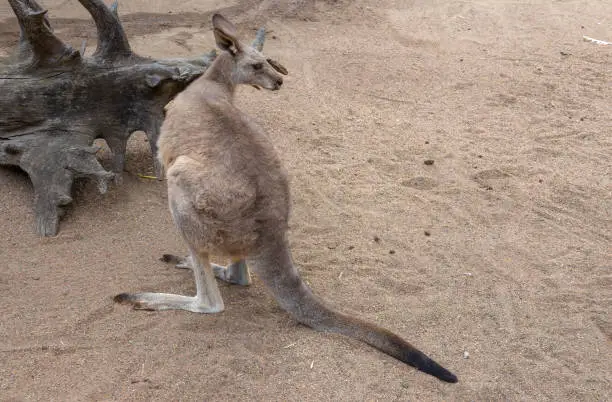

{"left": 1, "top": 0, "right": 610, "bottom": 400}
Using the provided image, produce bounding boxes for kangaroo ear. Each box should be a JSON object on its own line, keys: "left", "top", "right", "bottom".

{"left": 267, "top": 58, "right": 288, "bottom": 75}
{"left": 212, "top": 14, "right": 240, "bottom": 53}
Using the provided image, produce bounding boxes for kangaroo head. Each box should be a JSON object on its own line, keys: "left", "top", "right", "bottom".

{"left": 212, "top": 14, "right": 286, "bottom": 91}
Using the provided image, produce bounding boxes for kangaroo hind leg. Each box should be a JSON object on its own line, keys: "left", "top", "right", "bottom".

{"left": 114, "top": 249, "right": 225, "bottom": 313}
{"left": 212, "top": 258, "right": 251, "bottom": 286}
{"left": 161, "top": 254, "right": 251, "bottom": 286}
{"left": 161, "top": 253, "right": 194, "bottom": 270}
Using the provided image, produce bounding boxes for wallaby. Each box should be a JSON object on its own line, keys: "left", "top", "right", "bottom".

{"left": 115, "top": 14, "right": 458, "bottom": 383}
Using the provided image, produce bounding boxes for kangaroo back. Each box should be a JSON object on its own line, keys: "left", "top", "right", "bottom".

{"left": 247, "top": 235, "right": 458, "bottom": 383}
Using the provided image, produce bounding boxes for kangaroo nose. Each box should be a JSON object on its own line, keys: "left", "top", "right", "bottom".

{"left": 276, "top": 77, "right": 283, "bottom": 86}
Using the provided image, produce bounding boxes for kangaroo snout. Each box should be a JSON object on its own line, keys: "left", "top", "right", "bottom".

{"left": 274, "top": 77, "right": 283, "bottom": 89}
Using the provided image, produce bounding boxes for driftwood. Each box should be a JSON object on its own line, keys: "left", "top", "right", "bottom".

{"left": 0, "top": 0, "right": 268, "bottom": 236}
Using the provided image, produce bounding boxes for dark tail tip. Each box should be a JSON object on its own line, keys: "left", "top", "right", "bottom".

{"left": 404, "top": 350, "right": 458, "bottom": 383}
{"left": 420, "top": 361, "right": 458, "bottom": 383}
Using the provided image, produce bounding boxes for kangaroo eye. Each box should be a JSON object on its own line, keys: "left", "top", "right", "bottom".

{"left": 252, "top": 63, "right": 263, "bottom": 70}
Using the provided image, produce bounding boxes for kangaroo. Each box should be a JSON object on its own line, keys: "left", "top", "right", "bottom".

{"left": 115, "top": 14, "right": 458, "bottom": 383}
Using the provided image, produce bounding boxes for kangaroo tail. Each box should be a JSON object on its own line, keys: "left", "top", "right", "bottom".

{"left": 247, "top": 237, "right": 458, "bottom": 383}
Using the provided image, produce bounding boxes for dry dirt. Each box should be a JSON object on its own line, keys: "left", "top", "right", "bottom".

{"left": 1, "top": 0, "right": 610, "bottom": 400}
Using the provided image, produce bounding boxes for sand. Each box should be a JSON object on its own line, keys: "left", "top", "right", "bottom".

{"left": 1, "top": 0, "right": 610, "bottom": 400}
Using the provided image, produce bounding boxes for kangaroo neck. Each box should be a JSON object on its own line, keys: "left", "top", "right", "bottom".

{"left": 203, "top": 51, "right": 237, "bottom": 98}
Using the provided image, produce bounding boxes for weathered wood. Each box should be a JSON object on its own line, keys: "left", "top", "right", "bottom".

{"left": 0, "top": 0, "right": 265, "bottom": 236}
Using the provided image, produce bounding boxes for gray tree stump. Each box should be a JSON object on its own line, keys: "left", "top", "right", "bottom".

{"left": 0, "top": 0, "right": 268, "bottom": 236}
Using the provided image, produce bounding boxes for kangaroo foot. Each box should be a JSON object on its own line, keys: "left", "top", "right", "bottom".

{"left": 114, "top": 292, "right": 224, "bottom": 313}
{"left": 160, "top": 254, "right": 250, "bottom": 285}
{"left": 160, "top": 253, "right": 192, "bottom": 269}
{"left": 212, "top": 259, "right": 251, "bottom": 286}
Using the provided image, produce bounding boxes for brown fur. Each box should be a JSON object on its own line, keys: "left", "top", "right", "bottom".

{"left": 115, "top": 14, "right": 457, "bottom": 383}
